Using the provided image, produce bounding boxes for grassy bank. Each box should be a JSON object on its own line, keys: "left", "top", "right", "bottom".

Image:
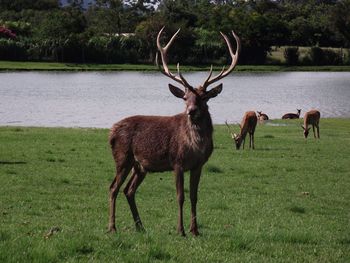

{"left": 1, "top": 119, "right": 350, "bottom": 262}
{"left": 1, "top": 60, "right": 350, "bottom": 72}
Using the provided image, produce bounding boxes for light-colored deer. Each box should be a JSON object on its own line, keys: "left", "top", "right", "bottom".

{"left": 282, "top": 109, "right": 301, "bottom": 119}
{"left": 257, "top": 111, "right": 269, "bottom": 122}
{"left": 108, "top": 27, "right": 240, "bottom": 236}
{"left": 225, "top": 111, "right": 257, "bottom": 150}
{"left": 301, "top": 110, "right": 320, "bottom": 138}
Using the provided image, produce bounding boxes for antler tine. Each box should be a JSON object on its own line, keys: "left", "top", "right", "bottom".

{"left": 156, "top": 27, "right": 193, "bottom": 90}
{"left": 202, "top": 30, "right": 241, "bottom": 89}
{"left": 203, "top": 65, "right": 213, "bottom": 86}
{"left": 225, "top": 120, "right": 235, "bottom": 139}
{"left": 225, "top": 120, "right": 231, "bottom": 130}
{"left": 164, "top": 28, "right": 181, "bottom": 51}
{"left": 177, "top": 63, "right": 193, "bottom": 90}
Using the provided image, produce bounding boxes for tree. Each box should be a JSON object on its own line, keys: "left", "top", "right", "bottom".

{"left": 0, "top": 0, "right": 59, "bottom": 11}
{"left": 135, "top": 14, "right": 165, "bottom": 62}
{"left": 158, "top": 0, "right": 197, "bottom": 27}
{"left": 331, "top": 0, "right": 350, "bottom": 47}
{"left": 34, "top": 8, "right": 86, "bottom": 61}
{"left": 94, "top": 0, "right": 124, "bottom": 34}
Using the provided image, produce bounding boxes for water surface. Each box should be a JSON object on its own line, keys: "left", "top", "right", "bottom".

{"left": 0, "top": 71, "right": 349, "bottom": 127}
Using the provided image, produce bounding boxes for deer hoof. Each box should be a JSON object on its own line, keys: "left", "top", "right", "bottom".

{"left": 107, "top": 226, "right": 116, "bottom": 233}
{"left": 190, "top": 229, "right": 200, "bottom": 236}
{"left": 135, "top": 224, "right": 145, "bottom": 233}
{"left": 177, "top": 229, "right": 186, "bottom": 237}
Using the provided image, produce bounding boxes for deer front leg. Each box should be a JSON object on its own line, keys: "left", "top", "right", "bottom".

{"left": 190, "top": 166, "right": 202, "bottom": 236}
{"left": 316, "top": 124, "right": 320, "bottom": 138}
{"left": 249, "top": 134, "right": 251, "bottom": 149}
{"left": 174, "top": 167, "right": 185, "bottom": 236}
{"left": 312, "top": 125, "right": 316, "bottom": 138}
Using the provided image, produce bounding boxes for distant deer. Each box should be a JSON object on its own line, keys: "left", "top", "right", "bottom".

{"left": 301, "top": 110, "right": 320, "bottom": 138}
{"left": 282, "top": 109, "right": 301, "bottom": 119}
{"left": 108, "top": 27, "right": 240, "bottom": 236}
{"left": 225, "top": 111, "right": 257, "bottom": 150}
{"left": 257, "top": 111, "right": 269, "bottom": 122}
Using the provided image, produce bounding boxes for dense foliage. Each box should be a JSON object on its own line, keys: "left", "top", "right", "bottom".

{"left": 0, "top": 0, "right": 349, "bottom": 65}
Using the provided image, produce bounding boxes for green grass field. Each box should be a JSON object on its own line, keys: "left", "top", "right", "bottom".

{"left": 1, "top": 119, "right": 349, "bottom": 262}
{"left": 1, "top": 60, "right": 350, "bottom": 72}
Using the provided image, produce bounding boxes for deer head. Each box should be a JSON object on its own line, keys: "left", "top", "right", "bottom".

{"left": 301, "top": 125, "right": 311, "bottom": 138}
{"left": 233, "top": 134, "right": 243, "bottom": 149}
{"left": 225, "top": 121, "right": 242, "bottom": 149}
{"left": 156, "top": 27, "right": 240, "bottom": 122}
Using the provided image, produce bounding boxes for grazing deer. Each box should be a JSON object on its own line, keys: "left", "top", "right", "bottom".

{"left": 108, "top": 27, "right": 240, "bottom": 236}
{"left": 225, "top": 111, "right": 257, "bottom": 150}
{"left": 301, "top": 110, "right": 320, "bottom": 138}
{"left": 282, "top": 109, "right": 301, "bottom": 119}
{"left": 257, "top": 111, "right": 269, "bottom": 122}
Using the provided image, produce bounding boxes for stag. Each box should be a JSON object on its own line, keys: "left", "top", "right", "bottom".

{"left": 257, "top": 111, "right": 269, "bottom": 122}
{"left": 108, "top": 27, "right": 240, "bottom": 236}
{"left": 225, "top": 111, "right": 257, "bottom": 150}
{"left": 282, "top": 109, "right": 301, "bottom": 119}
{"left": 301, "top": 110, "right": 320, "bottom": 138}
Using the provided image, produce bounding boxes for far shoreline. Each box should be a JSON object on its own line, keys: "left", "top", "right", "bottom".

{"left": 1, "top": 118, "right": 349, "bottom": 130}
{"left": 1, "top": 61, "right": 350, "bottom": 72}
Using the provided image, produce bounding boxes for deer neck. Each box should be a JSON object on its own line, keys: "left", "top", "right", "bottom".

{"left": 239, "top": 124, "right": 249, "bottom": 139}
{"left": 184, "top": 109, "right": 213, "bottom": 150}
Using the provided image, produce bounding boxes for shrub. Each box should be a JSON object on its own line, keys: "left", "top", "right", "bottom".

{"left": 0, "top": 26, "right": 16, "bottom": 39}
{"left": 322, "top": 49, "right": 342, "bottom": 65}
{"left": 344, "top": 49, "right": 350, "bottom": 65}
{"left": 309, "top": 46, "right": 324, "bottom": 65}
{"left": 284, "top": 47, "right": 299, "bottom": 65}
{"left": 308, "top": 47, "right": 343, "bottom": 65}
{"left": 0, "top": 39, "right": 26, "bottom": 60}
{"left": 240, "top": 46, "right": 268, "bottom": 65}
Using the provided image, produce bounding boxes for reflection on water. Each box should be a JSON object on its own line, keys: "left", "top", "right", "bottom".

{"left": 0, "top": 71, "right": 349, "bottom": 127}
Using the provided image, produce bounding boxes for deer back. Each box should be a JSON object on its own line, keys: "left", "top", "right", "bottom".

{"left": 282, "top": 109, "right": 301, "bottom": 119}
{"left": 304, "top": 110, "right": 320, "bottom": 126}
{"left": 240, "top": 111, "right": 258, "bottom": 137}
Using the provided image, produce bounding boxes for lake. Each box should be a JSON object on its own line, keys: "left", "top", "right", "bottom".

{"left": 0, "top": 71, "right": 349, "bottom": 128}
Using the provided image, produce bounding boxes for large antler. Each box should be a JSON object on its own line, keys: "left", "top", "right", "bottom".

{"left": 156, "top": 27, "right": 194, "bottom": 91}
{"left": 202, "top": 31, "right": 241, "bottom": 90}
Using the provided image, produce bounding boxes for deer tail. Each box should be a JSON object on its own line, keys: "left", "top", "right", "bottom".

{"left": 109, "top": 125, "right": 118, "bottom": 149}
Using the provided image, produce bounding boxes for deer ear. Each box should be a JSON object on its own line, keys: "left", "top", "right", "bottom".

{"left": 301, "top": 125, "right": 305, "bottom": 130}
{"left": 169, "top": 84, "right": 185, "bottom": 99}
{"left": 203, "top": 84, "right": 223, "bottom": 100}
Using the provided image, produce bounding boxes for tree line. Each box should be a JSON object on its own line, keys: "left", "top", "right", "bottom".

{"left": 0, "top": 0, "right": 349, "bottom": 65}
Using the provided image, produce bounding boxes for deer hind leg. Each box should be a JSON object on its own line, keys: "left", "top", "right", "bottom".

{"left": 174, "top": 167, "right": 185, "bottom": 236}
{"left": 108, "top": 158, "right": 133, "bottom": 233}
{"left": 189, "top": 166, "right": 202, "bottom": 236}
{"left": 123, "top": 165, "right": 146, "bottom": 232}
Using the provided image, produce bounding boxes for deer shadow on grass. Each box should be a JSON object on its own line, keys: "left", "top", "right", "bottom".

{"left": 0, "top": 161, "right": 27, "bottom": 165}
